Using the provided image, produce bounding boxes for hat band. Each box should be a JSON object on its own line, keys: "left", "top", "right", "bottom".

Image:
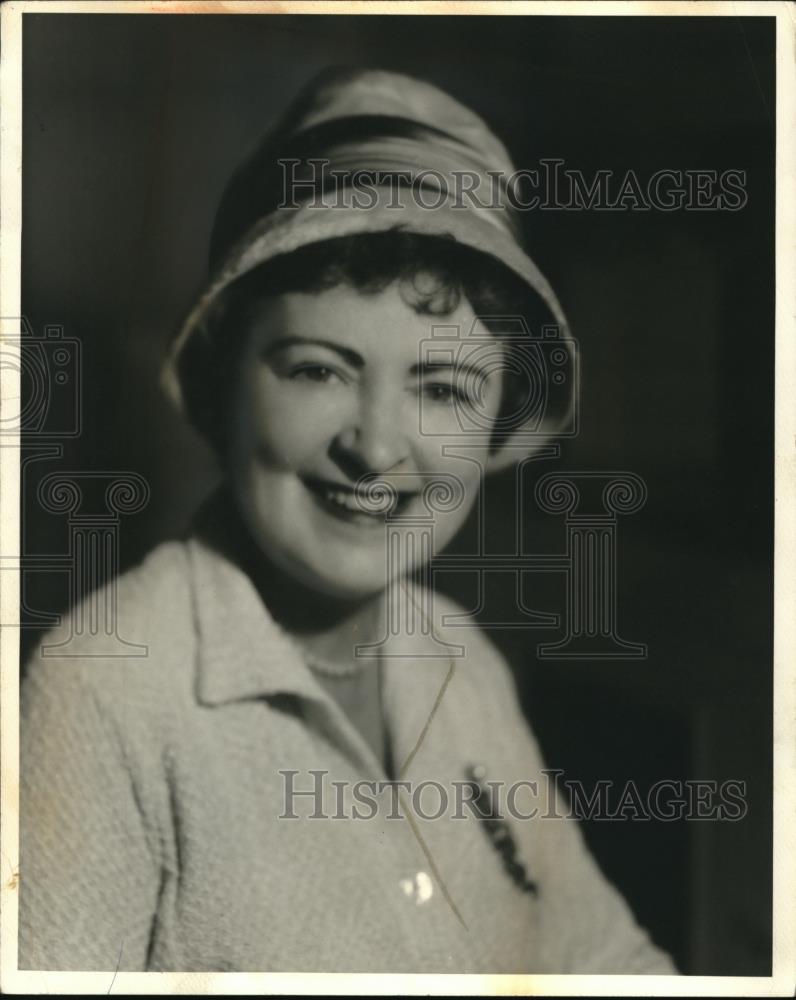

{"left": 277, "top": 127, "right": 521, "bottom": 241}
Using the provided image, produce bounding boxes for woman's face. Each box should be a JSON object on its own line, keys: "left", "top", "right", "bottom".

{"left": 226, "top": 280, "right": 504, "bottom": 600}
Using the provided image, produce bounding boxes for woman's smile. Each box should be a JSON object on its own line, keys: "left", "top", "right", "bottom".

{"left": 301, "top": 475, "right": 420, "bottom": 526}
{"left": 226, "top": 282, "right": 504, "bottom": 598}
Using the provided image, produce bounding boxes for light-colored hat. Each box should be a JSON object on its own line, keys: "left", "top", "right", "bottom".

{"left": 163, "top": 67, "right": 568, "bottom": 411}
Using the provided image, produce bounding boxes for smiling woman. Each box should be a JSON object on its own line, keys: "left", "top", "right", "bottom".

{"left": 18, "top": 67, "right": 678, "bottom": 974}
{"left": 189, "top": 233, "right": 546, "bottom": 600}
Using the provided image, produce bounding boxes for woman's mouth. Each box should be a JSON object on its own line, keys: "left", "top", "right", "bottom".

{"left": 302, "top": 476, "right": 417, "bottom": 525}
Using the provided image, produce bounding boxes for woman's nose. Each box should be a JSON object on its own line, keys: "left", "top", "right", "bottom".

{"left": 331, "top": 393, "right": 411, "bottom": 475}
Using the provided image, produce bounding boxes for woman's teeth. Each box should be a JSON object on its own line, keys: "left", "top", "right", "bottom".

{"left": 323, "top": 486, "right": 370, "bottom": 513}
{"left": 308, "top": 479, "right": 412, "bottom": 519}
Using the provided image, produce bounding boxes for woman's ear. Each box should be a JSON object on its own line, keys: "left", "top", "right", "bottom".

{"left": 483, "top": 331, "right": 579, "bottom": 475}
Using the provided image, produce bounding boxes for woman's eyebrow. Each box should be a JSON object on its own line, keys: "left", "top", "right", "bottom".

{"left": 262, "top": 337, "right": 364, "bottom": 368}
{"left": 262, "top": 339, "right": 492, "bottom": 381}
{"left": 412, "top": 359, "right": 492, "bottom": 381}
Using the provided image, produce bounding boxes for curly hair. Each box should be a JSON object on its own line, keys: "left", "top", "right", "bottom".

{"left": 176, "top": 230, "right": 560, "bottom": 457}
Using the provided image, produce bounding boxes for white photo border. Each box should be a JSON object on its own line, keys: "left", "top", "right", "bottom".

{"left": 1, "top": 2, "right": 793, "bottom": 995}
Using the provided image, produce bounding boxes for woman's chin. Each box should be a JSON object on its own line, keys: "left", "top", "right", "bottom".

{"left": 252, "top": 543, "right": 389, "bottom": 602}
{"left": 294, "top": 562, "right": 392, "bottom": 603}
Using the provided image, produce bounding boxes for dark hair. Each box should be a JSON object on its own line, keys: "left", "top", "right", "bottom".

{"left": 177, "top": 230, "right": 559, "bottom": 456}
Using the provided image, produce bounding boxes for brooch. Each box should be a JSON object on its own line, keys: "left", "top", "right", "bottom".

{"left": 465, "top": 764, "right": 538, "bottom": 896}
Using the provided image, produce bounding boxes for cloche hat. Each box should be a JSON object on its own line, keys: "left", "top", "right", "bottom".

{"left": 163, "top": 67, "right": 569, "bottom": 412}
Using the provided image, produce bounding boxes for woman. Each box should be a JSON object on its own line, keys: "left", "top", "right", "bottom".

{"left": 19, "top": 68, "right": 677, "bottom": 974}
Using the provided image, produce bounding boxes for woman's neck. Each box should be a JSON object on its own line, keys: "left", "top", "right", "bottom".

{"left": 250, "top": 555, "right": 384, "bottom": 666}
{"left": 195, "top": 487, "right": 385, "bottom": 666}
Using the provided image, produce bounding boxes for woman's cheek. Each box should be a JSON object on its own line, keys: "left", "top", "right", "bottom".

{"left": 246, "top": 389, "right": 339, "bottom": 472}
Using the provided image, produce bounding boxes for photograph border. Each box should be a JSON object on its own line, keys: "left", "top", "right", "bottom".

{"left": 1, "top": 1, "right": 793, "bottom": 995}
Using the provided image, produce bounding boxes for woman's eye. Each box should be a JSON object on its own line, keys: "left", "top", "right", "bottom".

{"left": 422, "top": 382, "right": 472, "bottom": 405}
{"left": 289, "top": 364, "right": 338, "bottom": 384}
{"left": 424, "top": 383, "right": 455, "bottom": 403}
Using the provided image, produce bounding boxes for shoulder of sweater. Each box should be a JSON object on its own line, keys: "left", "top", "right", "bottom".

{"left": 22, "top": 538, "right": 196, "bottom": 705}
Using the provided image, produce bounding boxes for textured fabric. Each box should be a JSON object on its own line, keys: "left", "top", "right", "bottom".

{"left": 19, "top": 522, "right": 678, "bottom": 974}
{"left": 162, "top": 69, "right": 569, "bottom": 413}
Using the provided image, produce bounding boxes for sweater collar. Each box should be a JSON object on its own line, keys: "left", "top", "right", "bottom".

{"left": 187, "top": 491, "right": 327, "bottom": 706}
{"left": 185, "top": 488, "right": 461, "bottom": 778}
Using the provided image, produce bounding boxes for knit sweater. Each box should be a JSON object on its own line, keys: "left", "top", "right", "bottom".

{"left": 19, "top": 517, "right": 677, "bottom": 974}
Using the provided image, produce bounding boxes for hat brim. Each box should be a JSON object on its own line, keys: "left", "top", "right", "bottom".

{"left": 163, "top": 197, "right": 569, "bottom": 412}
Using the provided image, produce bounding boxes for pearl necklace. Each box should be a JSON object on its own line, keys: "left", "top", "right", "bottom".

{"left": 303, "top": 649, "right": 375, "bottom": 679}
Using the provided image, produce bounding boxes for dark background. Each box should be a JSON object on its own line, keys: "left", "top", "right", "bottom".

{"left": 20, "top": 13, "right": 774, "bottom": 975}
